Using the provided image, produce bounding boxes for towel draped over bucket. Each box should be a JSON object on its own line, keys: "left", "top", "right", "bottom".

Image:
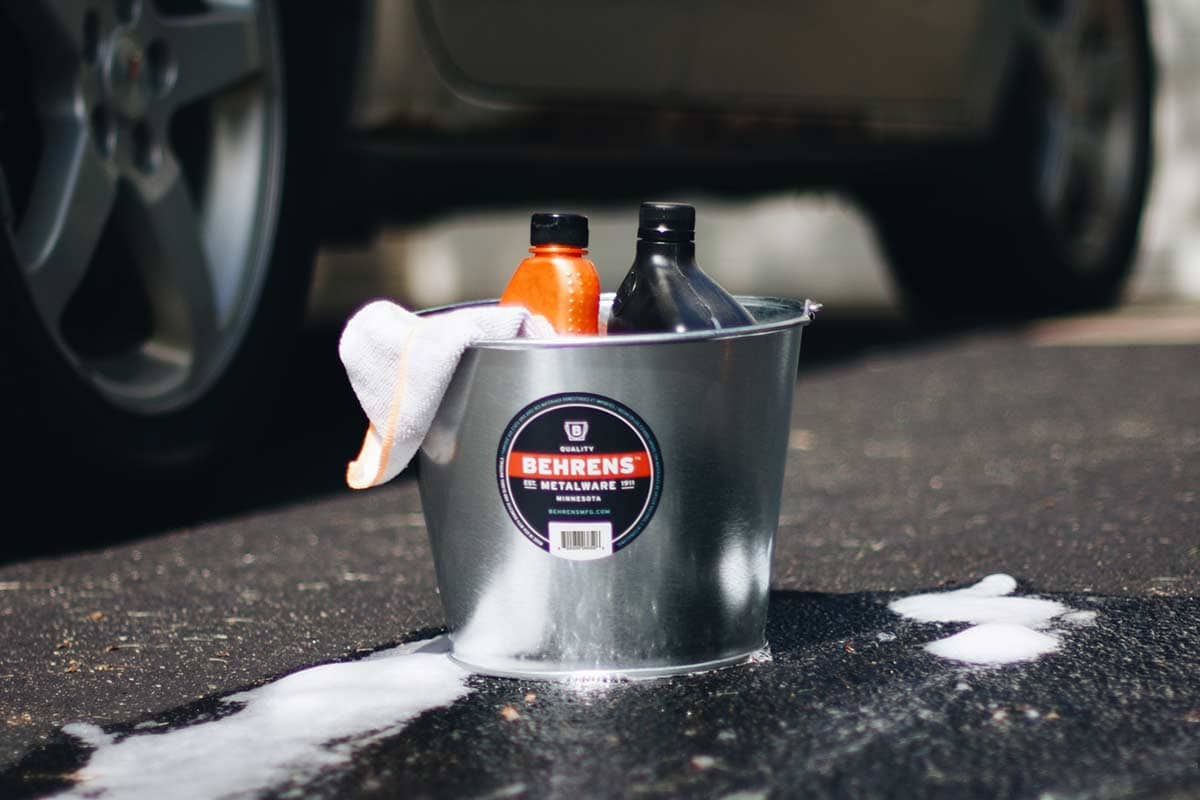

{"left": 339, "top": 300, "right": 554, "bottom": 489}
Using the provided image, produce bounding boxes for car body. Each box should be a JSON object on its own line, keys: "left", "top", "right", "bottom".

{"left": 351, "top": 2, "right": 1015, "bottom": 138}
{"left": 0, "top": 0, "right": 1152, "bottom": 476}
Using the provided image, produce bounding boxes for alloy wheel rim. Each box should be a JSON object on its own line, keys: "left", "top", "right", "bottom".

{"left": 3, "top": 0, "right": 282, "bottom": 414}
{"left": 1024, "top": 0, "right": 1143, "bottom": 273}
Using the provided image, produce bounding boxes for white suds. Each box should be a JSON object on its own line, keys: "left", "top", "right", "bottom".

{"left": 923, "top": 623, "right": 1060, "bottom": 665}
{"left": 54, "top": 637, "right": 471, "bottom": 800}
{"left": 889, "top": 574, "right": 1091, "bottom": 666}
{"left": 888, "top": 576, "right": 1067, "bottom": 629}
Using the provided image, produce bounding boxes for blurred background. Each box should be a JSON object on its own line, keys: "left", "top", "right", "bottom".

{"left": 308, "top": 0, "right": 1200, "bottom": 320}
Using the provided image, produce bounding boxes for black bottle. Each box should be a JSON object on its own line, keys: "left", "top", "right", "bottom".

{"left": 607, "top": 203, "right": 755, "bottom": 334}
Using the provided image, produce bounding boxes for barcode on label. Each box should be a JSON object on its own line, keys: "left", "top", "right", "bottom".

{"left": 560, "top": 529, "right": 602, "bottom": 550}
{"left": 548, "top": 522, "right": 613, "bottom": 560}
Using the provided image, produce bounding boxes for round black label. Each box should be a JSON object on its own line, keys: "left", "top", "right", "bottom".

{"left": 497, "top": 393, "right": 663, "bottom": 560}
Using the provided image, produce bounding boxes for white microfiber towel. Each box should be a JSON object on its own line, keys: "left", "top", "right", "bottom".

{"left": 340, "top": 300, "right": 555, "bottom": 489}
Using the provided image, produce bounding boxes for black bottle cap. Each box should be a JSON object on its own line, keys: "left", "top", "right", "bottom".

{"left": 530, "top": 212, "right": 588, "bottom": 247}
{"left": 637, "top": 202, "right": 695, "bottom": 242}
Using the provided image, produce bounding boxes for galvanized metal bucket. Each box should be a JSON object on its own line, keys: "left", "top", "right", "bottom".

{"left": 418, "top": 295, "right": 815, "bottom": 680}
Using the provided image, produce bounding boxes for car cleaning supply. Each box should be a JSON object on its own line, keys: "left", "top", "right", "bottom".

{"left": 500, "top": 212, "right": 600, "bottom": 335}
{"left": 340, "top": 300, "right": 555, "bottom": 490}
{"left": 607, "top": 202, "right": 755, "bottom": 334}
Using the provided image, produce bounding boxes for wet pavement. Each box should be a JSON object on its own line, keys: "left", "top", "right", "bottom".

{"left": 1, "top": 305, "right": 1198, "bottom": 798}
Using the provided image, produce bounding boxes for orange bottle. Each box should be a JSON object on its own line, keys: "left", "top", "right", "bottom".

{"left": 500, "top": 212, "right": 600, "bottom": 335}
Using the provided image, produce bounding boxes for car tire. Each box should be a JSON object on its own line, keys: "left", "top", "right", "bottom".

{"left": 862, "top": 0, "right": 1154, "bottom": 321}
{"left": 0, "top": 1, "right": 347, "bottom": 479}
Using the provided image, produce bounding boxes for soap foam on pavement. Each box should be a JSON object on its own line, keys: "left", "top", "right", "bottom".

{"left": 888, "top": 574, "right": 1068, "bottom": 628}
{"left": 889, "top": 574, "right": 1092, "bottom": 666}
{"left": 923, "top": 622, "right": 1061, "bottom": 665}
{"left": 54, "top": 637, "right": 470, "bottom": 800}
{"left": 47, "top": 575, "right": 1093, "bottom": 796}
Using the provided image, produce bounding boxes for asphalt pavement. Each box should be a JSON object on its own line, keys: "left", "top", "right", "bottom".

{"left": 1, "top": 304, "right": 1198, "bottom": 798}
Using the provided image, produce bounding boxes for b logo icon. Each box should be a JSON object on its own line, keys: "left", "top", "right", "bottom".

{"left": 564, "top": 421, "right": 589, "bottom": 442}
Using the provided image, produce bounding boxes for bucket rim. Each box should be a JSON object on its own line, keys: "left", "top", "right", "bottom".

{"left": 418, "top": 294, "right": 817, "bottom": 350}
